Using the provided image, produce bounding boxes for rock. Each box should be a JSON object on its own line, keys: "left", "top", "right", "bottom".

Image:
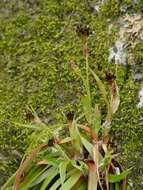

{"left": 137, "top": 87, "right": 143, "bottom": 108}
{"left": 108, "top": 40, "right": 127, "bottom": 65}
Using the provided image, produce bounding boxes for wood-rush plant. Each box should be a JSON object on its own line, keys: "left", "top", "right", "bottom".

{"left": 2, "top": 26, "right": 131, "bottom": 190}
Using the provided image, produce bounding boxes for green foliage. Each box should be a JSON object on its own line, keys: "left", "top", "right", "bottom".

{"left": 100, "top": 0, "right": 121, "bottom": 18}
{"left": 100, "top": 0, "right": 143, "bottom": 17}
{"left": 2, "top": 30, "right": 130, "bottom": 190}
{"left": 0, "top": 0, "right": 116, "bottom": 181}
{"left": 134, "top": 43, "right": 143, "bottom": 63}
{"left": 108, "top": 168, "right": 132, "bottom": 183}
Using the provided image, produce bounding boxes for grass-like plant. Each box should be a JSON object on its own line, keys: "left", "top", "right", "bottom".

{"left": 2, "top": 26, "right": 131, "bottom": 190}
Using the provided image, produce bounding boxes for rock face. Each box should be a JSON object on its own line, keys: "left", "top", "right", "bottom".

{"left": 108, "top": 13, "right": 143, "bottom": 109}
{"left": 108, "top": 40, "right": 127, "bottom": 65}
{"left": 108, "top": 9, "right": 143, "bottom": 188}
{"left": 0, "top": 0, "right": 143, "bottom": 189}
{"left": 137, "top": 87, "right": 143, "bottom": 108}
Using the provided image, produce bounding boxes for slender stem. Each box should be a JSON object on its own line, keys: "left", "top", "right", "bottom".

{"left": 86, "top": 161, "right": 97, "bottom": 190}
{"left": 83, "top": 35, "right": 90, "bottom": 100}
{"left": 115, "top": 64, "right": 118, "bottom": 78}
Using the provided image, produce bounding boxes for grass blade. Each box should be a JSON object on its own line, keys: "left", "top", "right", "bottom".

{"left": 59, "top": 160, "right": 69, "bottom": 185}
{"left": 60, "top": 170, "right": 81, "bottom": 190}
{"left": 49, "top": 178, "right": 61, "bottom": 190}
{"left": 92, "top": 104, "right": 101, "bottom": 134}
{"left": 80, "top": 136, "right": 93, "bottom": 156}
{"left": 108, "top": 168, "right": 132, "bottom": 183}
{"left": 21, "top": 167, "right": 49, "bottom": 190}
{"left": 115, "top": 183, "right": 120, "bottom": 190}
{"left": 40, "top": 168, "right": 59, "bottom": 190}
{"left": 69, "top": 120, "right": 82, "bottom": 155}
{"left": 29, "top": 167, "right": 52, "bottom": 187}
{"left": 90, "top": 68, "right": 112, "bottom": 128}
{"left": 77, "top": 183, "right": 87, "bottom": 190}
{"left": 81, "top": 95, "right": 92, "bottom": 125}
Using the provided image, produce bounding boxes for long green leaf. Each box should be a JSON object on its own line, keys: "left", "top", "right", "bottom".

{"left": 49, "top": 178, "right": 61, "bottom": 190}
{"left": 71, "top": 62, "right": 91, "bottom": 105}
{"left": 80, "top": 136, "right": 93, "bottom": 156}
{"left": 40, "top": 168, "right": 59, "bottom": 190}
{"left": 45, "top": 155, "right": 61, "bottom": 166}
{"left": 30, "top": 167, "right": 52, "bottom": 187}
{"left": 90, "top": 69, "right": 109, "bottom": 106}
{"left": 48, "top": 169, "right": 79, "bottom": 190}
{"left": 90, "top": 68, "right": 112, "bottom": 127}
{"left": 81, "top": 95, "right": 92, "bottom": 125}
{"left": 115, "top": 183, "right": 120, "bottom": 190}
{"left": 59, "top": 160, "right": 69, "bottom": 185}
{"left": 78, "top": 183, "right": 87, "bottom": 190}
{"left": 60, "top": 170, "right": 81, "bottom": 190}
{"left": 99, "top": 152, "right": 114, "bottom": 168}
{"left": 108, "top": 168, "right": 132, "bottom": 183}
{"left": 71, "top": 160, "right": 88, "bottom": 174}
{"left": 69, "top": 120, "right": 82, "bottom": 155}
{"left": 20, "top": 166, "right": 49, "bottom": 189}
{"left": 109, "top": 183, "right": 114, "bottom": 190}
{"left": 92, "top": 104, "right": 101, "bottom": 134}
{"left": 20, "top": 166, "right": 39, "bottom": 188}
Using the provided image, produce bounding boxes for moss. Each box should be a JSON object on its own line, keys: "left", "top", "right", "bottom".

{"left": 100, "top": 0, "right": 143, "bottom": 18}
{"left": 134, "top": 43, "right": 143, "bottom": 63}
{"left": 111, "top": 66, "right": 143, "bottom": 189}
{"left": 0, "top": 0, "right": 143, "bottom": 188}
{"left": 100, "top": 0, "right": 121, "bottom": 18}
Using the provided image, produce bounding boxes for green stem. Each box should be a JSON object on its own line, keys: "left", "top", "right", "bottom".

{"left": 83, "top": 36, "right": 91, "bottom": 102}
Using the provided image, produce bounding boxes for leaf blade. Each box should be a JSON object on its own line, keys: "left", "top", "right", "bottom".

{"left": 60, "top": 170, "right": 81, "bottom": 190}
{"left": 59, "top": 160, "right": 69, "bottom": 185}
{"left": 80, "top": 136, "right": 93, "bottom": 156}
{"left": 40, "top": 168, "right": 59, "bottom": 190}
{"left": 108, "top": 168, "right": 132, "bottom": 183}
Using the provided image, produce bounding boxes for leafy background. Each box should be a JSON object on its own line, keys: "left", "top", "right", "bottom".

{"left": 0, "top": 0, "right": 143, "bottom": 188}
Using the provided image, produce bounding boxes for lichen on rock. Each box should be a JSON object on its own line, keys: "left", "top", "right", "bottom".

{"left": 137, "top": 87, "right": 143, "bottom": 108}
{"left": 108, "top": 40, "right": 127, "bottom": 65}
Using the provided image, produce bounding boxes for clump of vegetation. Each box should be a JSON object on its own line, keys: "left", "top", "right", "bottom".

{"left": 2, "top": 26, "right": 131, "bottom": 190}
